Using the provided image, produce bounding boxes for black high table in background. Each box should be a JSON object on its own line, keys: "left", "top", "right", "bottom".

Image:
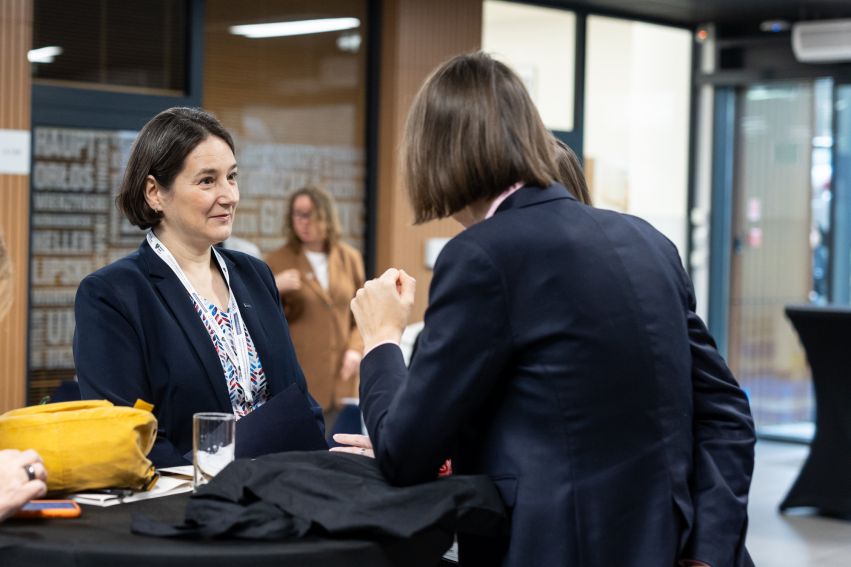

{"left": 780, "top": 304, "right": 851, "bottom": 518}
{"left": 0, "top": 492, "right": 452, "bottom": 567}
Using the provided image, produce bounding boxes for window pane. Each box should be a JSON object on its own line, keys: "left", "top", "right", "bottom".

{"left": 482, "top": 0, "right": 575, "bottom": 132}
{"left": 32, "top": 0, "right": 186, "bottom": 93}
{"left": 729, "top": 83, "right": 814, "bottom": 431}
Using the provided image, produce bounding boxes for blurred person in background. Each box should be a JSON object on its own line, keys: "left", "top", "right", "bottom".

{"left": 74, "top": 107, "right": 326, "bottom": 468}
{"left": 553, "top": 137, "right": 592, "bottom": 205}
{"left": 220, "top": 234, "right": 262, "bottom": 259}
{"left": 266, "top": 186, "right": 365, "bottom": 426}
{"left": 347, "top": 52, "right": 755, "bottom": 567}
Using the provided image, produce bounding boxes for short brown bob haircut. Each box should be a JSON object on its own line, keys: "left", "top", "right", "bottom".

{"left": 117, "top": 107, "right": 235, "bottom": 229}
{"left": 402, "top": 51, "right": 559, "bottom": 223}
{"left": 284, "top": 185, "right": 342, "bottom": 251}
{"left": 553, "top": 138, "right": 592, "bottom": 206}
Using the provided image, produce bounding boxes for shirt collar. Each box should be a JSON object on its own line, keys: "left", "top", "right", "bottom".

{"left": 485, "top": 181, "right": 525, "bottom": 220}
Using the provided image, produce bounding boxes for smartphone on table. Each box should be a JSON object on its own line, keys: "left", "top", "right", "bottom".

{"left": 13, "top": 500, "right": 82, "bottom": 519}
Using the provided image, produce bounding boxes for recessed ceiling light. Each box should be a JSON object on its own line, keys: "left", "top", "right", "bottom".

{"left": 27, "top": 46, "right": 63, "bottom": 63}
{"left": 230, "top": 17, "right": 360, "bottom": 39}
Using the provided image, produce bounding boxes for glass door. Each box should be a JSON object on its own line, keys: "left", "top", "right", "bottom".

{"left": 728, "top": 82, "right": 815, "bottom": 439}
{"left": 830, "top": 81, "right": 851, "bottom": 304}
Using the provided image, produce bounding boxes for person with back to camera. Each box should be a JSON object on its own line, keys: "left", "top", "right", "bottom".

{"left": 265, "top": 186, "right": 365, "bottom": 424}
{"left": 346, "top": 53, "right": 756, "bottom": 567}
{"left": 73, "top": 107, "right": 326, "bottom": 468}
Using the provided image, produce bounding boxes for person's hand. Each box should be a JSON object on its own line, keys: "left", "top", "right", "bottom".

{"left": 0, "top": 449, "right": 48, "bottom": 522}
{"left": 350, "top": 268, "right": 416, "bottom": 352}
{"left": 275, "top": 269, "right": 302, "bottom": 293}
{"left": 339, "top": 349, "right": 362, "bottom": 381}
{"left": 329, "top": 434, "right": 374, "bottom": 458}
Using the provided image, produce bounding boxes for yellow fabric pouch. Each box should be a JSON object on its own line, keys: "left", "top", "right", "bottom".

{"left": 0, "top": 399, "right": 158, "bottom": 493}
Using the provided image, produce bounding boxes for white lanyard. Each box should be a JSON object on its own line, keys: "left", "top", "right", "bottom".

{"left": 147, "top": 231, "right": 254, "bottom": 403}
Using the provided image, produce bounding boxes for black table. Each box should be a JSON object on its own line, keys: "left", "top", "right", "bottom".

{"left": 0, "top": 493, "right": 453, "bottom": 567}
{"left": 780, "top": 304, "right": 851, "bottom": 518}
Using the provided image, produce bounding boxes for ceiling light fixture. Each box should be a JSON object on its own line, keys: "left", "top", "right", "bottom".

{"left": 230, "top": 17, "right": 360, "bottom": 39}
{"left": 27, "top": 46, "right": 63, "bottom": 63}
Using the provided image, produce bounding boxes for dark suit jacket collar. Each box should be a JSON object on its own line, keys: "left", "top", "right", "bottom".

{"left": 494, "top": 183, "right": 575, "bottom": 216}
{"left": 138, "top": 240, "right": 232, "bottom": 409}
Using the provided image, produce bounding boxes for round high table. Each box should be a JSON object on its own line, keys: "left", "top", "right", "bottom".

{"left": 0, "top": 493, "right": 452, "bottom": 567}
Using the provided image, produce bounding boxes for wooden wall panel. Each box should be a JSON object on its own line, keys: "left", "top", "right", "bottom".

{"left": 0, "top": 0, "right": 32, "bottom": 412}
{"left": 376, "top": 0, "right": 482, "bottom": 321}
{"left": 202, "top": 0, "right": 369, "bottom": 254}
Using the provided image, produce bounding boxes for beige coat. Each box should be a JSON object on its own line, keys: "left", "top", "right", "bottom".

{"left": 265, "top": 241, "right": 364, "bottom": 411}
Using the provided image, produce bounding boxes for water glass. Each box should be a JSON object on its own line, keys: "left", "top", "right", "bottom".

{"left": 192, "top": 412, "right": 235, "bottom": 490}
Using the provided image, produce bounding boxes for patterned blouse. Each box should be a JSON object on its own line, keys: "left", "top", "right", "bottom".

{"left": 192, "top": 297, "right": 269, "bottom": 417}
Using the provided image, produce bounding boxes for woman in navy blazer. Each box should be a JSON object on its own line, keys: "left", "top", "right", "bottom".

{"left": 347, "top": 53, "right": 755, "bottom": 567}
{"left": 74, "top": 108, "right": 325, "bottom": 467}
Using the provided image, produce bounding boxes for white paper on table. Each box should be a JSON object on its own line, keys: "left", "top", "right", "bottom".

{"left": 158, "top": 465, "right": 194, "bottom": 478}
{"left": 73, "top": 474, "right": 193, "bottom": 507}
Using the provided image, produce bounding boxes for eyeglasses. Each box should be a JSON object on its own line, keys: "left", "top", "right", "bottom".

{"left": 292, "top": 210, "right": 317, "bottom": 222}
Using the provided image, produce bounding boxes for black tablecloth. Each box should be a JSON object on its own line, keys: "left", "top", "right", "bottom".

{"left": 0, "top": 493, "right": 453, "bottom": 567}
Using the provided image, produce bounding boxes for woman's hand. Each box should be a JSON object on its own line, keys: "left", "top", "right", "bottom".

{"left": 274, "top": 269, "right": 302, "bottom": 293}
{"left": 339, "top": 349, "right": 362, "bottom": 382}
{"left": 350, "top": 269, "right": 416, "bottom": 352}
{"left": 329, "top": 434, "right": 374, "bottom": 458}
{"left": 0, "top": 449, "right": 48, "bottom": 522}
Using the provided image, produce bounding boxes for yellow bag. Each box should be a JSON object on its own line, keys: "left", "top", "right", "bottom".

{"left": 0, "top": 399, "right": 158, "bottom": 493}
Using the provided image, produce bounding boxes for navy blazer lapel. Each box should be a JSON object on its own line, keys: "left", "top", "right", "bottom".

{"left": 495, "top": 183, "right": 574, "bottom": 215}
{"left": 139, "top": 242, "right": 231, "bottom": 409}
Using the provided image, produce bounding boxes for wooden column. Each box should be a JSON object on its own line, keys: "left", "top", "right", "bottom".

{"left": 375, "top": 0, "right": 482, "bottom": 321}
{"left": 0, "top": 0, "right": 32, "bottom": 412}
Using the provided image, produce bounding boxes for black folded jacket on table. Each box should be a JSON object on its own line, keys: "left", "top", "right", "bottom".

{"left": 132, "top": 450, "right": 507, "bottom": 542}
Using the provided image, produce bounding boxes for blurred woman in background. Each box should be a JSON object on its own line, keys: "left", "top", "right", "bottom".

{"left": 266, "top": 186, "right": 365, "bottom": 423}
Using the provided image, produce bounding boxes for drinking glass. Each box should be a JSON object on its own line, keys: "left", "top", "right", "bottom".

{"left": 192, "top": 412, "right": 235, "bottom": 490}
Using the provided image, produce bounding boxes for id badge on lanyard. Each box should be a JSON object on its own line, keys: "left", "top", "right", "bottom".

{"left": 147, "top": 231, "right": 255, "bottom": 403}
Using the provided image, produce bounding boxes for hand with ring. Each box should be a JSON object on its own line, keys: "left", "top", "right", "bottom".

{"left": 0, "top": 449, "right": 48, "bottom": 522}
{"left": 329, "top": 434, "right": 374, "bottom": 459}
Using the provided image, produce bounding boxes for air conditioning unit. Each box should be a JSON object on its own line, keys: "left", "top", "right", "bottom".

{"left": 792, "top": 19, "right": 851, "bottom": 63}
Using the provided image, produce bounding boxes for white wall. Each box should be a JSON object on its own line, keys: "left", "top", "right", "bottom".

{"left": 483, "top": 1, "right": 575, "bottom": 131}
{"left": 585, "top": 16, "right": 692, "bottom": 260}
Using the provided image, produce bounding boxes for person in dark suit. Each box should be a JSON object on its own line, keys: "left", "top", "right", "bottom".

{"left": 347, "top": 53, "right": 755, "bottom": 567}
{"left": 74, "top": 108, "right": 326, "bottom": 468}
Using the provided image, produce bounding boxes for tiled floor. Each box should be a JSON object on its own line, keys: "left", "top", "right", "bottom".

{"left": 747, "top": 441, "right": 851, "bottom": 566}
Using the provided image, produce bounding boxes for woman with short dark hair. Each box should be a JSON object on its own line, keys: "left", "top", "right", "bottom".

{"left": 74, "top": 107, "right": 326, "bottom": 467}
{"left": 348, "top": 52, "right": 755, "bottom": 567}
